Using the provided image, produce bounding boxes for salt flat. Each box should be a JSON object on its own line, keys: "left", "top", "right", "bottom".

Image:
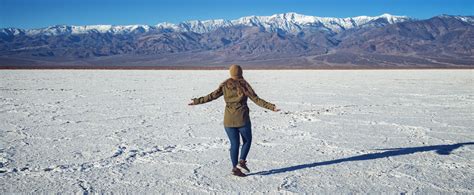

{"left": 0, "top": 70, "right": 473, "bottom": 193}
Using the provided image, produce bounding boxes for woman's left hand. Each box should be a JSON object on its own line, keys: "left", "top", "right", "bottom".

{"left": 188, "top": 99, "right": 195, "bottom": 106}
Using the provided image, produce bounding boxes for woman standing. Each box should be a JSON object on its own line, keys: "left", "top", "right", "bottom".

{"left": 188, "top": 64, "right": 280, "bottom": 177}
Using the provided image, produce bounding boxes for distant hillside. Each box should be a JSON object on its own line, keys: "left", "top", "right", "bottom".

{"left": 0, "top": 13, "right": 473, "bottom": 68}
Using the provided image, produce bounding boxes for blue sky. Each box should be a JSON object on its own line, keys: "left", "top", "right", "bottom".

{"left": 1, "top": 0, "right": 473, "bottom": 29}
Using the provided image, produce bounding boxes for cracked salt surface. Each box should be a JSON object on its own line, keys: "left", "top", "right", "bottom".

{"left": 0, "top": 70, "right": 473, "bottom": 193}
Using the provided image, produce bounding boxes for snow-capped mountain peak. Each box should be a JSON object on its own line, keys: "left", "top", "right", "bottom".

{"left": 2, "top": 12, "right": 414, "bottom": 36}
{"left": 20, "top": 24, "right": 154, "bottom": 36}
{"left": 436, "top": 14, "right": 474, "bottom": 24}
{"left": 227, "top": 12, "right": 411, "bottom": 33}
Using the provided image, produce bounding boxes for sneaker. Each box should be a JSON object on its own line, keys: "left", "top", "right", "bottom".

{"left": 232, "top": 167, "right": 246, "bottom": 177}
{"left": 237, "top": 160, "right": 250, "bottom": 173}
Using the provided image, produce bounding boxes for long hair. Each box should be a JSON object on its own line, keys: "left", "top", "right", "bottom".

{"left": 224, "top": 78, "right": 256, "bottom": 97}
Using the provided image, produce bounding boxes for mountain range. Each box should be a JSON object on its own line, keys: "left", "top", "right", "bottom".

{"left": 0, "top": 13, "right": 473, "bottom": 68}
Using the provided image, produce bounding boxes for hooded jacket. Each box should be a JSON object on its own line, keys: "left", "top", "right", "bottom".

{"left": 192, "top": 80, "right": 275, "bottom": 127}
{"left": 192, "top": 65, "right": 275, "bottom": 127}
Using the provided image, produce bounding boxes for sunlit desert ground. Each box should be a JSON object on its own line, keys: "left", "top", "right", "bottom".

{"left": 1, "top": 70, "right": 473, "bottom": 193}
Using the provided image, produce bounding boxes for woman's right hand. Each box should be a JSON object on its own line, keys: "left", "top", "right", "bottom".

{"left": 273, "top": 107, "right": 281, "bottom": 112}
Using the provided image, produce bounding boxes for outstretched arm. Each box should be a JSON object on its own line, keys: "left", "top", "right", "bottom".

{"left": 189, "top": 83, "right": 224, "bottom": 105}
{"left": 247, "top": 84, "right": 280, "bottom": 112}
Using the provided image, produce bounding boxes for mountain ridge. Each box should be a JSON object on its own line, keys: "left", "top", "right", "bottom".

{"left": 1, "top": 12, "right": 412, "bottom": 35}
{"left": 0, "top": 13, "right": 473, "bottom": 68}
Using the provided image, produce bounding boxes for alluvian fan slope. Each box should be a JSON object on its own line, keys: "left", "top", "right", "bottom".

{"left": 0, "top": 13, "right": 473, "bottom": 68}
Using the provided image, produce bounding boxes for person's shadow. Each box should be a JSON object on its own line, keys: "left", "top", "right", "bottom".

{"left": 249, "top": 142, "right": 473, "bottom": 176}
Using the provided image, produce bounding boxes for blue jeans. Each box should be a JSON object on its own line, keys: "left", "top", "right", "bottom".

{"left": 224, "top": 122, "right": 252, "bottom": 167}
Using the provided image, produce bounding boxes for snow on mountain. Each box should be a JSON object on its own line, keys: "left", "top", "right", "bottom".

{"left": 155, "top": 22, "right": 179, "bottom": 31}
{"left": 0, "top": 28, "right": 26, "bottom": 36}
{"left": 176, "top": 19, "right": 233, "bottom": 33}
{"left": 436, "top": 15, "right": 474, "bottom": 24}
{"left": 454, "top": 16, "right": 474, "bottom": 24}
{"left": 1, "top": 12, "right": 413, "bottom": 36}
{"left": 161, "top": 12, "right": 412, "bottom": 34}
{"left": 21, "top": 24, "right": 154, "bottom": 36}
